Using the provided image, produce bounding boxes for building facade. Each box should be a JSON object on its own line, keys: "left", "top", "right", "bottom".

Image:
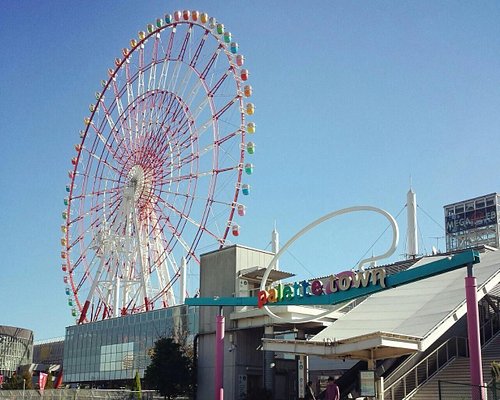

{"left": 0, "top": 325, "right": 33, "bottom": 378}
{"left": 63, "top": 305, "right": 198, "bottom": 386}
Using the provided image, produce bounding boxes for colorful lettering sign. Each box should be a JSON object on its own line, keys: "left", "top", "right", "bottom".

{"left": 257, "top": 268, "right": 386, "bottom": 308}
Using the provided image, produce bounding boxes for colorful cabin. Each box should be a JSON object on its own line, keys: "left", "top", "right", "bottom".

{"left": 79, "top": 130, "right": 85, "bottom": 138}
{"left": 62, "top": 264, "right": 67, "bottom": 272}
{"left": 232, "top": 224, "right": 240, "bottom": 236}
{"left": 165, "top": 14, "right": 172, "bottom": 24}
{"left": 62, "top": 211, "right": 67, "bottom": 219}
{"left": 224, "top": 32, "right": 232, "bottom": 43}
{"left": 63, "top": 276, "right": 68, "bottom": 284}
{"left": 64, "top": 198, "right": 69, "bottom": 206}
{"left": 75, "top": 144, "right": 82, "bottom": 152}
{"left": 61, "top": 225, "right": 67, "bottom": 233}
{"left": 209, "top": 17, "right": 217, "bottom": 28}
{"left": 191, "top": 11, "right": 199, "bottom": 21}
{"left": 174, "top": 11, "right": 182, "bottom": 22}
{"left": 68, "top": 298, "right": 73, "bottom": 306}
{"left": 95, "top": 91, "right": 101, "bottom": 100}
{"left": 246, "top": 142, "right": 256, "bottom": 154}
{"left": 122, "top": 48, "right": 129, "bottom": 57}
{"left": 65, "top": 185, "right": 71, "bottom": 192}
{"left": 71, "top": 308, "right": 77, "bottom": 317}
{"left": 240, "top": 69, "right": 249, "bottom": 81}
{"left": 130, "top": 39, "right": 138, "bottom": 48}
{"left": 242, "top": 184, "right": 250, "bottom": 195}
{"left": 68, "top": 170, "right": 74, "bottom": 179}
{"left": 101, "top": 79, "right": 106, "bottom": 87}
{"left": 216, "top": 23, "right": 224, "bottom": 34}
{"left": 138, "top": 31, "right": 146, "bottom": 40}
{"left": 230, "top": 42, "right": 239, "bottom": 54}
{"left": 61, "top": 251, "right": 67, "bottom": 259}
{"left": 65, "top": 287, "right": 70, "bottom": 296}
{"left": 236, "top": 55, "right": 245, "bottom": 67}
{"left": 61, "top": 238, "right": 66, "bottom": 247}
{"left": 245, "top": 103, "right": 255, "bottom": 115}
{"left": 89, "top": 104, "right": 95, "bottom": 112}
{"left": 156, "top": 18, "right": 163, "bottom": 28}
{"left": 183, "top": 10, "right": 190, "bottom": 20}
{"left": 245, "top": 163, "right": 254, "bottom": 175}
{"left": 237, "top": 204, "right": 246, "bottom": 216}
{"left": 200, "top": 13, "right": 208, "bottom": 24}
{"left": 247, "top": 122, "right": 256, "bottom": 134}
{"left": 147, "top": 23, "right": 154, "bottom": 33}
{"left": 114, "top": 58, "right": 121, "bottom": 67}
{"left": 244, "top": 85, "right": 252, "bottom": 97}
{"left": 84, "top": 117, "right": 91, "bottom": 125}
{"left": 71, "top": 157, "right": 78, "bottom": 166}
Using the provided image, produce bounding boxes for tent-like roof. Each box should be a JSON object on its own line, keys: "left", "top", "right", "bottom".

{"left": 263, "top": 249, "right": 500, "bottom": 360}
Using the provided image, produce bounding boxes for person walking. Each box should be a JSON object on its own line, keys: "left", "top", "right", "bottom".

{"left": 324, "top": 376, "right": 340, "bottom": 400}
{"left": 305, "top": 380, "right": 316, "bottom": 400}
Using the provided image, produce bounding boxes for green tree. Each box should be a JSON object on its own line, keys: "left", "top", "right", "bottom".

{"left": 2, "top": 371, "right": 32, "bottom": 390}
{"left": 133, "top": 371, "right": 142, "bottom": 400}
{"left": 144, "top": 337, "right": 193, "bottom": 400}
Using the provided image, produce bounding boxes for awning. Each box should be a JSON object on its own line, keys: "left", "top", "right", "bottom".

{"left": 262, "top": 331, "right": 421, "bottom": 361}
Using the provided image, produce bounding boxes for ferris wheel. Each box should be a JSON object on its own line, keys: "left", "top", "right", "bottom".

{"left": 60, "top": 10, "right": 256, "bottom": 324}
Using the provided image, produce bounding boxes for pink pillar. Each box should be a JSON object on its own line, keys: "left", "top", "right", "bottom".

{"left": 215, "top": 307, "right": 225, "bottom": 400}
{"left": 465, "top": 271, "right": 485, "bottom": 400}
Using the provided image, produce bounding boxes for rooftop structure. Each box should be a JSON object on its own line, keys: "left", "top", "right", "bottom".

{"left": 444, "top": 193, "right": 499, "bottom": 251}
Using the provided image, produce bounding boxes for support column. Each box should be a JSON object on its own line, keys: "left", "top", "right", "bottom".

{"left": 263, "top": 325, "right": 275, "bottom": 395}
{"left": 215, "top": 306, "right": 225, "bottom": 400}
{"left": 465, "top": 264, "right": 485, "bottom": 400}
{"left": 296, "top": 330, "right": 307, "bottom": 400}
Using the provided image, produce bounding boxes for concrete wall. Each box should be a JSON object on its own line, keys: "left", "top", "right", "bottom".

{"left": 197, "top": 245, "right": 276, "bottom": 400}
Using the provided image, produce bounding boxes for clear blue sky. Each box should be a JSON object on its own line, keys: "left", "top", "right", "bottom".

{"left": 1, "top": 1, "right": 499, "bottom": 340}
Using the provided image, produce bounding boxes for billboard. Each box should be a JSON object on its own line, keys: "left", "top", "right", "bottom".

{"left": 446, "top": 205, "right": 497, "bottom": 234}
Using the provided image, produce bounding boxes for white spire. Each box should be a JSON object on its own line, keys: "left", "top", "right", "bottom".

{"left": 272, "top": 222, "right": 280, "bottom": 270}
{"left": 179, "top": 257, "right": 187, "bottom": 304}
{"left": 407, "top": 188, "right": 418, "bottom": 258}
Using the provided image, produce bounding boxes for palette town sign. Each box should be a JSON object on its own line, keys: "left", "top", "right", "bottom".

{"left": 257, "top": 268, "right": 387, "bottom": 309}
{"left": 259, "top": 206, "right": 399, "bottom": 323}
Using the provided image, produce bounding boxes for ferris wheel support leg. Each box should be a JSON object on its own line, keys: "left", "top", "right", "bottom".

{"left": 79, "top": 254, "right": 108, "bottom": 323}
{"left": 78, "top": 301, "right": 91, "bottom": 325}
{"left": 132, "top": 207, "right": 150, "bottom": 311}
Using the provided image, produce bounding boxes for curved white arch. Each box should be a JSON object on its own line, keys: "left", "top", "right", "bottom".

{"left": 260, "top": 206, "right": 399, "bottom": 323}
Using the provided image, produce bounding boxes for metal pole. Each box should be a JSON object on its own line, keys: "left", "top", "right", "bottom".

{"left": 465, "top": 264, "right": 485, "bottom": 400}
{"left": 23, "top": 378, "right": 25, "bottom": 400}
{"left": 215, "top": 306, "right": 224, "bottom": 400}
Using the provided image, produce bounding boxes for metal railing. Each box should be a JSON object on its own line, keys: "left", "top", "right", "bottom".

{"left": 383, "top": 336, "right": 469, "bottom": 400}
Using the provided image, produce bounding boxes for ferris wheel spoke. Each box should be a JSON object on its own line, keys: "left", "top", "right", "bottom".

{"left": 147, "top": 34, "right": 161, "bottom": 91}
{"left": 200, "top": 44, "right": 223, "bottom": 79}
{"left": 137, "top": 44, "right": 145, "bottom": 97}
{"left": 157, "top": 28, "right": 177, "bottom": 90}
{"left": 100, "top": 101, "right": 132, "bottom": 157}
{"left": 155, "top": 195, "right": 223, "bottom": 244}
{"left": 189, "top": 29, "right": 209, "bottom": 68}
{"left": 176, "top": 23, "right": 192, "bottom": 62}
{"left": 88, "top": 123, "right": 125, "bottom": 164}
{"left": 208, "top": 68, "right": 232, "bottom": 97}
{"left": 125, "top": 63, "right": 135, "bottom": 107}
{"left": 155, "top": 205, "right": 198, "bottom": 260}
{"left": 214, "top": 95, "right": 240, "bottom": 120}
{"left": 160, "top": 188, "right": 234, "bottom": 208}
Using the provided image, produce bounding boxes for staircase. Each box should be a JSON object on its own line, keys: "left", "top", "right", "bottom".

{"left": 409, "top": 333, "right": 500, "bottom": 399}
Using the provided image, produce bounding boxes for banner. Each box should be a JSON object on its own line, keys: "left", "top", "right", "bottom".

{"left": 39, "top": 372, "right": 48, "bottom": 393}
